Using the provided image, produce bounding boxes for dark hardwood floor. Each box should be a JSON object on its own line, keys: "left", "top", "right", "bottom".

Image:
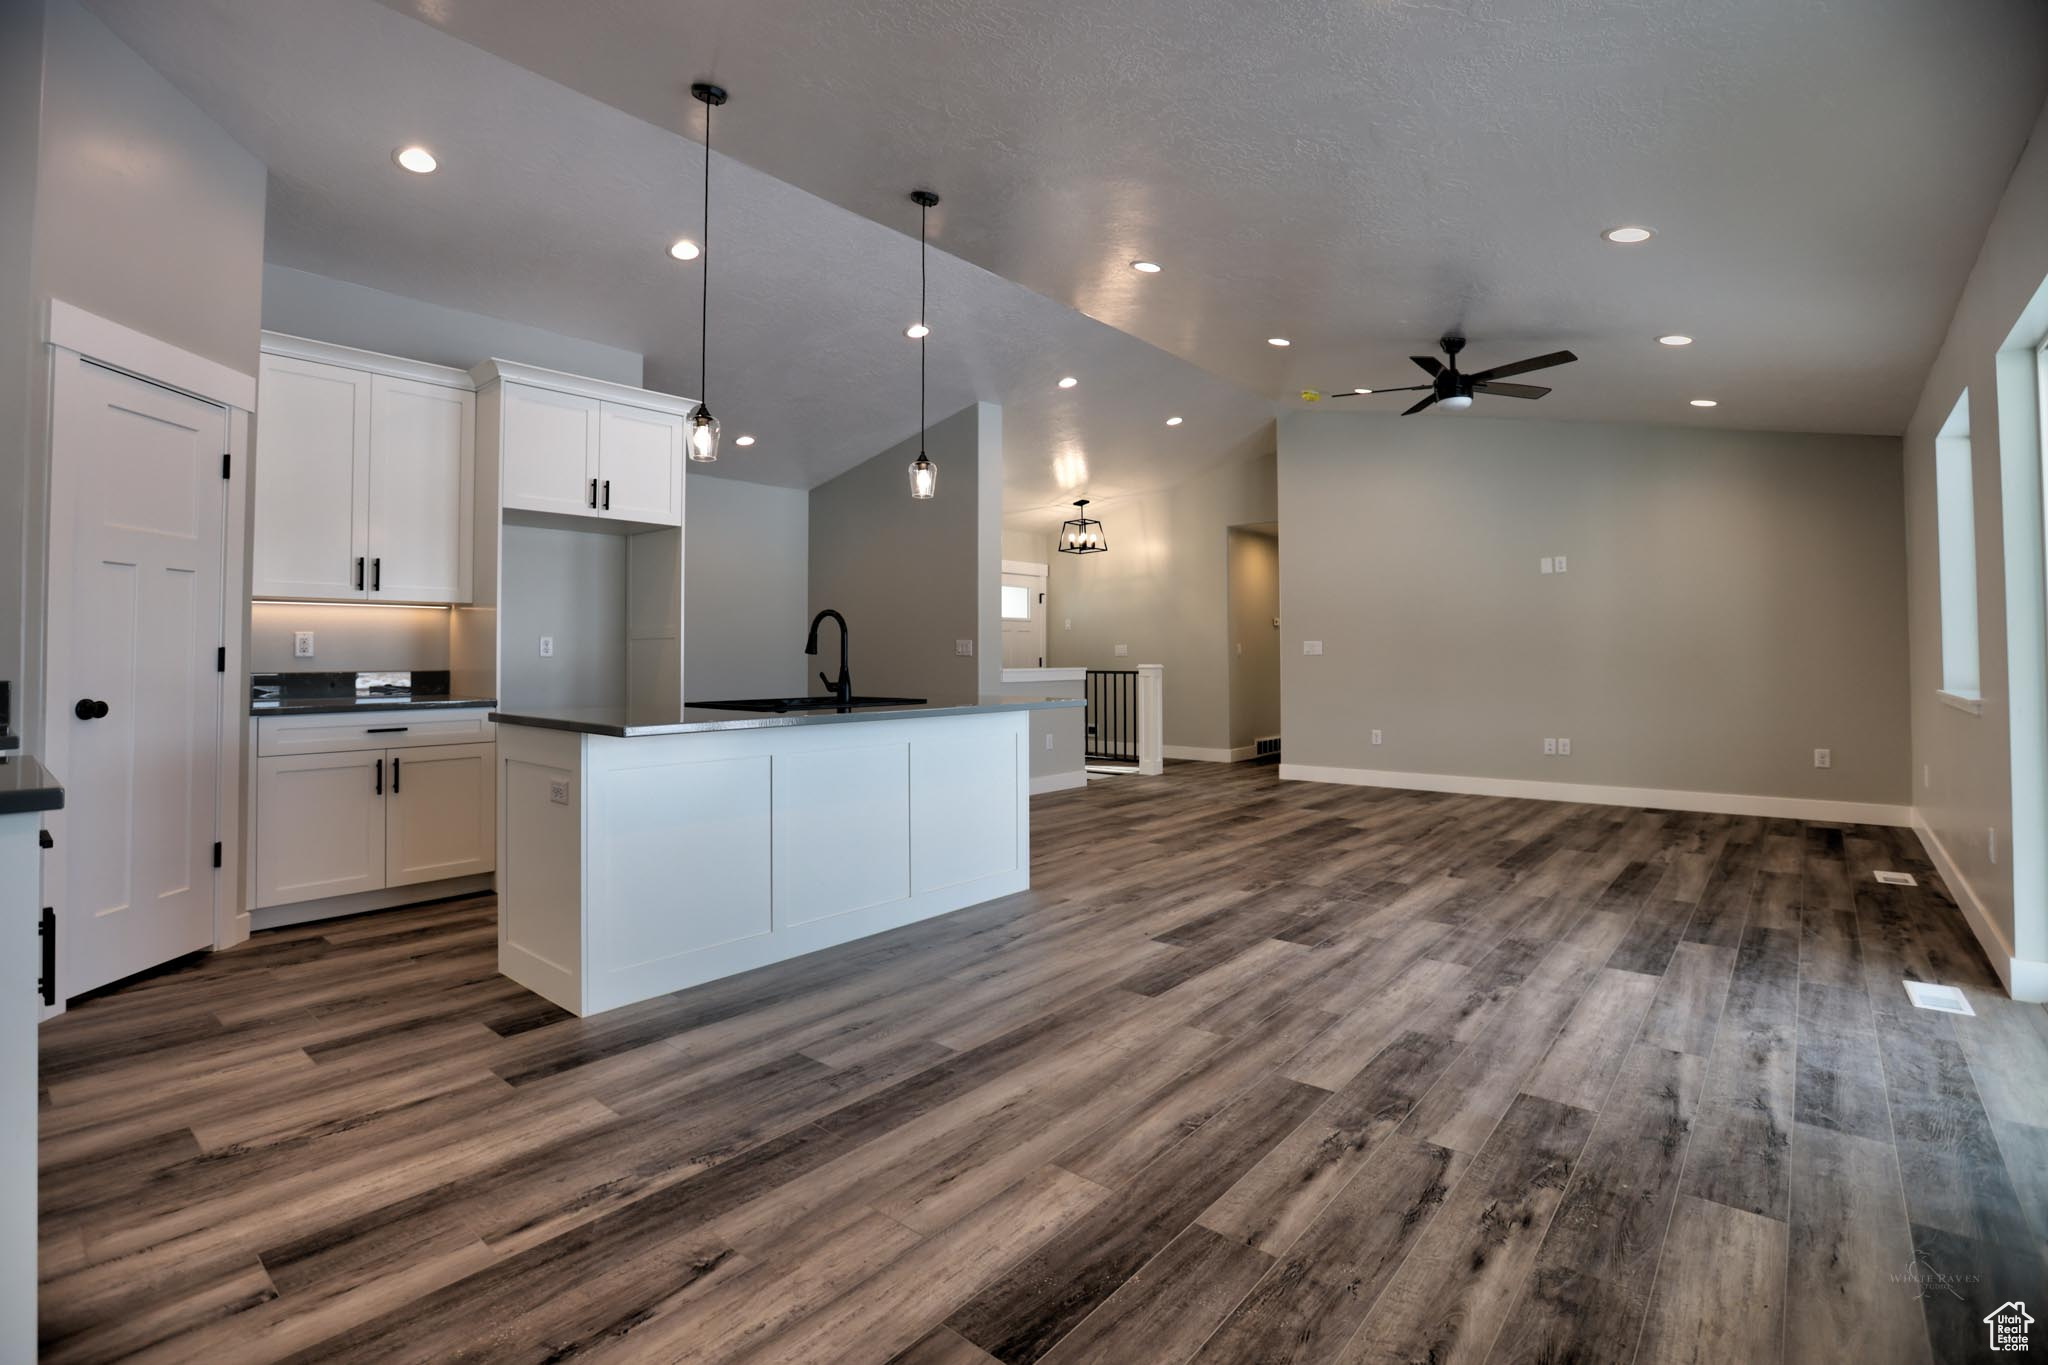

{"left": 37, "top": 761, "right": 2048, "bottom": 1362}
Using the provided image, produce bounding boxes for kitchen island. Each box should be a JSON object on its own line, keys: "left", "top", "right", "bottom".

{"left": 488, "top": 696, "right": 1082, "bottom": 1016}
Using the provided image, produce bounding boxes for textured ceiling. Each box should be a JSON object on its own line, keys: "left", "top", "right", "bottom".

{"left": 371, "top": 0, "right": 2048, "bottom": 437}
{"left": 78, "top": 0, "right": 1275, "bottom": 524}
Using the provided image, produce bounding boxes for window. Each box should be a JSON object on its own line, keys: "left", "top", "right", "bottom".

{"left": 1936, "top": 389, "right": 1981, "bottom": 708}
{"left": 1001, "top": 583, "right": 1032, "bottom": 621}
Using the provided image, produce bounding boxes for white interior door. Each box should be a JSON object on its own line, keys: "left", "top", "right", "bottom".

{"left": 598, "top": 400, "right": 683, "bottom": 526}
{"left": 46, "top": 357, "right": 225, "bottom": 997}
{"left": 1001, "top": 562, "right": 1048, "bottom": 669}
{"left": 368, "top": 374, "right": 473, "bottom": 602}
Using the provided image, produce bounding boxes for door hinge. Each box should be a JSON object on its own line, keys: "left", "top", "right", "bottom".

{"left": 212, "top": 841, "right": 222, "bottom": 869}
{"left": 217, "top": 646, "right": 226, "bottom": 673}
{"left": 39, "top": 907, "right": 54, "bottom": 1006}
{"left": 222, "top": 452, "right": 231, "bottom": 480}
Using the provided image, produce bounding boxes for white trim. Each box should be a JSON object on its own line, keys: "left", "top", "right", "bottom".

{"left": 1163, "top": 744, "right": 1263, "bottom": 763}
{"left": 1910, "top": 810, "right": 2046, "bottom": 1002}
{"left": 261, "top": 330, "right": 474, "bottom": 390}
{"left": 249, "top": 874, "right": 494, "bottom": 931}
{"left": 47, "top": 300, "right": 257, "bottom": 412}
{"left": 1277, "top": 762, "right": 1914, "bottom": 827}
{"left": 1936, "top": 689, "right": 1986, "bottom": 716}
{"left": 1030, "top": 770, "right": 1087, "bottom": 795}
{"left": 1001, "top": 559, "right": 1049, "bottom": 577}
{"left": 471, "top": 357, "right": 698, "bottom": 416}
{"left": 1002, "top": 667, "right": 1086, "bottom": 684}
{"left": 215, "top": 409, "right": 253, "bottom": 950}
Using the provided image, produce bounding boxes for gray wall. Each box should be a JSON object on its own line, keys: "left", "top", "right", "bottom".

{"left": 1042, "top": 450, "right": 1277, "bottom": 754}
{"left": 1228, "top": 527, "right": 1281, "bottom": 750}
{"left": 808, "top": 403, "right": 1001, "bottom": 700}
{"left": 499, "top": 524, "right": 626, "bottom": 709}
{"left": 10, "top": 0, "right": 268, "bottom": 752}
{"left": 1900, "top": 94, "right": 2048, "bottom": 970}
{"left": 0, "top": 0, "right": 44, "bottom": 727}
{"left": 261, "top": 264, "right": 644, "bottom": 386}
{"left": 685, "top": 474, "right": 809, "bottom": 700}
{"left": 1279, "top": 411, "right": 1910, "bottom": 805}
{"left": 248, "top": 603, "right": 451, "bottom": 675}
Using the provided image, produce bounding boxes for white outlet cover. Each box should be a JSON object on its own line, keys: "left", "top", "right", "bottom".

{"left": 1558, "top": 738, "right": 1571, "bottom": 755}
{"left": 1813, "top": 748, "right": 1831, "bottom": 768}
{"left": 293, "top": 631, "right": 314, "bottom": 658}
{"left": 1044, "top": 733, "right": 1054, "bottom": 750}
{"left": 1902, "top": 981, "right": 1973, "bottom": 1015}
{"left": 1303, "top": 640, "right": 1323, "bottom": 656}
{"left": 548, "top": 778, "right": 570, "bottom": 806}
{"left": 1371, "top": 729, "right": 1383, "bottom": 745}
{"left": 1873, "top": 870, "right": 1917, "bottom": 887}
{"left": 539, "top": 636, "right": 554, "bottom": 657}
{"left": 956, "top": 639, "right": 975, "bottom": 656}
{"left": 1543, "top": 738, "right": 1557, "bottom": 754}
{"left": 1554, "top": 555, "right": 1567, "bottom": 573}
{"left": 1064, "top": 618, "right": 1072, "bottom": 630}
{"left": 1113, "top": 643, "right": 1128, "bottom": 657}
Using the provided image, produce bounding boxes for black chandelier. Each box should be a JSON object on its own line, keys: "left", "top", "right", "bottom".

{"left": 1057, "top": 499, "right": 1107, "bottom": 554}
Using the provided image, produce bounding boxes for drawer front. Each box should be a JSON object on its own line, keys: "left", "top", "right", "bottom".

{"left": 258, "top": 708, "right": 496, "bottom": 757}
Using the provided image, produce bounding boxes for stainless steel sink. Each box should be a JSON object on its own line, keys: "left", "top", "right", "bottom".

{"left": 688, "top": 696, "right": 928, "bottom": 713}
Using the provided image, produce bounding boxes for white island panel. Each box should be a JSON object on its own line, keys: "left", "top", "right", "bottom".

{"left": 912, "top": 723, "right": 1021, "bottom": 894}
{"left": 772, "top": 743, "right": 910, "bottom": 929}
{"left": 499, "top": 731, "right": 583, "bottom": 1010}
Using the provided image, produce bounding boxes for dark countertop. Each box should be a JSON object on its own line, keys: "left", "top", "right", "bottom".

{"left": 0, "top": 733, "right": 17, "bottom": 752}
{"left": 0, "top": 754, "right": 64, "bottom": 815}
{"left": 490, "top": 695, "right": 1084, "bottom": 738}
{"left": 252, "top": 695, "right": 497, "bottom": 717}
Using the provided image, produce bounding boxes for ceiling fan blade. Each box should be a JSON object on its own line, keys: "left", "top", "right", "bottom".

{"left": 1409, "top": 356, "right": 1444, "bottom": 376}
{"left": 1328, "top": 385, "right": 1430, "bottom": 397}
{"left": 1400, "top": 394, "right": 1438, "bottom": 416}
{"left": 1473, "top": 381, "right": 1551, "bottom": 399}
{"left": 1468, "top": 349, "right": 1577, "bottom": 382}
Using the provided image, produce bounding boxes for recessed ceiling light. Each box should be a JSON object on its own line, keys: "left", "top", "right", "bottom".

{"left": 1602, "top": 225, "right": 1655, "bottom": 244}
{"left": 1658, "top": 334, "right": 1693, "bottom": 347}
{"left": 1166, "top": 416, "right": 1183, "bottom": 426}
{"left": 1353, "top": 388, "right": 1373, "bottom": 395}
{"left": 1689, "top": 398, "right": 1718, "bottom": 408}
{"left": 669, "top": 238, "right": 700, "bottom": 261}
{"left": 1267, "top": 337, "right": 1291, "bottom": 347}
{"left": 734, "top": 434, "right": 755, "bottom": 446}
{"left": 1131, "top": 260, "right": 1162, "bottom": 274}
{"left": 905, "top": 323, "right": 930, "bottom": 339}
{"left": 1057, "top": 376, "right": 1078, "bottom": 389}
{"left": 393, "top": 145, "right": 438, "bottom": 174}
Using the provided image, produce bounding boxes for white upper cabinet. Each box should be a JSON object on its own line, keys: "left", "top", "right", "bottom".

{"left": 477, "top": 362, "right": 691, "bottom": 530}
{"left": 500, "top": 382, "right": 600, "bottom": 518}
{"left": 253, "top": 336, "right": 474, "bottom": 603}
{"left": 252, "top": 353, "right": 370, "bottom": 599}
{"left": 598, "top": 401, "right": 684, "bottom": 525}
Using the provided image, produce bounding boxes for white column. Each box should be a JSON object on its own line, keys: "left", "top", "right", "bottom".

{"left": 1136, "top": 664, "right": 1164, "bottom": 775}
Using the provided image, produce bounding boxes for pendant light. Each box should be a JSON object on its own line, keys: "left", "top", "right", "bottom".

{"left": 1058, "top": 500, "right": 1107, "bottom": 554}
{"left": 687, "top": 82, "right": 726, "bottom": 462}
{"left": 908, "top": 189, "right": 940, "bottom": 499}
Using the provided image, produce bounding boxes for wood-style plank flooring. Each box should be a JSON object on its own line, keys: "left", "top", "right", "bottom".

{"left": 38, "top": 760, "right": 2048, "bottom": 1362}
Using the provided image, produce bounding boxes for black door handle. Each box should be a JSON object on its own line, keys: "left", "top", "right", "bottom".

{"left": 590, "top": 478, "right": 598, "bottom": 508}
{"left": 73, "top": 698, "right": 109, "bottom": 720}
{"left": 601, "top": 479, "right": 610, "bottom": 511}
{"left": 374, "top": 757, "right": 383, "bottom": 795}
{"left": 371, "top": 558, "right": 381, "bottom": 592}
{"left": 392, "top": 756, "right": 401, "bottom": 794}
{"left": 355, "top": 557, "right": 365, "bottom": 590}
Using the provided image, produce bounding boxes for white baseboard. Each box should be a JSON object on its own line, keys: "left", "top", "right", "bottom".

{"left": 1910, "top": 810, "right": 2046, "bottom": 1002}
{"left": 1277, "top": 763, "right": 1913, "bottom": 827}
{"left": 1164, "top": 744, "right": 1260, "bottom": 763}
{"left": 249, "top": 874, "right": 495, "bottom": 931}
{"left": 1030, "top": 770, "right": 1088, "bottom": 795}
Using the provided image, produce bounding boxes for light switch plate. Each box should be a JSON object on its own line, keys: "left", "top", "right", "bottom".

{"left": 1114, "top": 643, "right": 1128, "bottom": 657}
{"left": 956, "top": 639, "right": 975, "bottom": 656}
{"left": 1303, "top": 640, "right": 1323, "bottom": 656}
{"left": 1371, "top": 729, "right": 1382, "bottom": 746}
{"left": 1540, "top": 557, "right": 1554, "bottom": 575}
{"left": 292, "top": 631, "right": 315, "bottom": 658}
{"left": 1813, "top": 748, "right": 1831, "bottom": 769}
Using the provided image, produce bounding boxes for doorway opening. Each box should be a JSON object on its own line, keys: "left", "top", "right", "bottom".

{"left": 1227, "top": 523, "right": 1280, "bottom": 764}
{"left": 1000, "top": 559, "right": 1048, "bottom": 669}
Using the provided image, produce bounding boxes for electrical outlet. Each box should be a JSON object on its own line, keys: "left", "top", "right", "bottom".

{"left": 1540, "top": 557, "right": 1554, "bottom": 575}
{"left": 1558, "top": 737, "right": 1571, "bottom": 755}
{"left": 548, "top": 778, "right": 569, "bottom": 806}
{"left": 1064, "top": 618, "right": 1071, "bottom": 631}
{"left": 956, "top": 639, "right": 975, "bottom": 656}
{"left": 1303, "top": 640, "right": 1323, "bottom": 656}
{"left": 1924, "top": 763, "right": 1932, "bottom": 789}
{"left": 1235, "top": 642, "right": 1242, "bottom": 656}
{"left": 1371, "top": 729, "right": 1383, "bottom": 746}
{"left": 292, "top": 631, "right": 315, "bottom": 658}
{"left": 1113, "top": 643, "right": 1128, "bottom": 657}
{"left": 1554, "top": 555, "right": 1567, "bottom": 573}
{"left": 1544, "top": 738, "right": 1558, "bottom": 755}
{"left": 1813, "top": 748, "right": 1831, "bottom": 769}
{"left": 539, "top": 636, "right": 554, "bottom": 658}
{"left": 1989, "top": 827, "right": 1998, "bottom": 864}
{"left": 1044, "top": 732, "right": 1053, "bottom": 751}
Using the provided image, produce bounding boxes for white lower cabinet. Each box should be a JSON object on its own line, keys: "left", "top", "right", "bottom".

{"left": 255, "top": 725, "right": 496, "bottom": 909}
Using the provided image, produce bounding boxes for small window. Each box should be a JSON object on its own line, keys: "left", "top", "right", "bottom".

{"left": 1001, "top": 584, "right": 1031, "bottom": 621}
{"left": 1936, "top": 390, "right": 1980, "bottom": 701}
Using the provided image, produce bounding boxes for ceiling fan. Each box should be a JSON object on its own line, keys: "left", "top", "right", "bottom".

{"left": 1330, "top": 335, "right": 1577, "bottom": 415}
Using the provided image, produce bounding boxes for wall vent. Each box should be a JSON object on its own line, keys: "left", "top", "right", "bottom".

{"left": 1873, "top": 870, "right": 1917, "bottom": 887}
{"left": 1255, "top": 735, "right": 1282, "bottom": 758}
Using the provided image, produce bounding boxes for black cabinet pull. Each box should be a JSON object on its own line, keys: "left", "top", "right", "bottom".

{"left": 364, "top": 726, "right": 410, "bottom": 734}
{"left": 601, "top": 479, "right": 610, "bottom": 511}
{"left": 355, "top": 557, "right": 365, "bottom": 590}
{"left": 392, "top": 756, "right": 401, "bottom": 793}
{"left": 73, "top": 698, "right": 109, "bottom": 720}
{"left": 371, "top": 558, "right": 381, "bottom": 592}
{"left": 589, "top": 478, "right": 598, "bottom": 508}
{"left": 374, "top": 757, "right": 383, "bottom": 795}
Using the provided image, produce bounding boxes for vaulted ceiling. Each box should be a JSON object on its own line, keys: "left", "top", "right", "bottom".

{"left": 85, "top": 0, "right": 2048, "bottom": 524}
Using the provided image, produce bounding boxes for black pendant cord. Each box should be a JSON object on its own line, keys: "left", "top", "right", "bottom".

{"left": 699, "top": 95, "right": 711, "bottom": 410}
{"left": 918, "top": 195, "right": 927, "bottom": 454}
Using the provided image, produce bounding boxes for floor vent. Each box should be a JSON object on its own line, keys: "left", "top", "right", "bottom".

{"left": 1873, "top": 870, "right": 1917, "bottom": 887}
{"left": 1254, "top": 736, "right": 1282, "bottom": 758}
{"left": 1903, "top": 981, "right": 1973, "bottom": 1015}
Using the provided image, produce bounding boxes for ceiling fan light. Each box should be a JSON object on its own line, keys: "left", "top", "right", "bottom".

{"left": 1440, "top": 394, "right": 1474, "bottom": 410}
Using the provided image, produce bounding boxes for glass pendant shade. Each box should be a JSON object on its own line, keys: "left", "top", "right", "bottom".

{"left": 909, "top": 452, "right": 937, "bottom": 499}
{"left": 1057, "top": 499, "right": 1107, "bottom": 554}
{"left": 688, "top": 405, "right": 720, "bottom": 462}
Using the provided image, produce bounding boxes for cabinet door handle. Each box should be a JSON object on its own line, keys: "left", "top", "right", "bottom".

{"left": 355, "top": 557, "right": 365, "bottom": 590}
{"left": 371, "top": 558, "right": 381, "bottom": 592}
{"left": 589, "top": 478, "right": 598, "bottom": 509}
{"left": 374, "top": 757, "right": 383, "bottom": 795}
{"left": 365, "top": 726, "right": 409, "bottom": 734}
{"left": 392, "top": 756, "right": 401, "bottom": 794}
{"left": 601, "top": 479, "right": 611, "bottom": 511}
